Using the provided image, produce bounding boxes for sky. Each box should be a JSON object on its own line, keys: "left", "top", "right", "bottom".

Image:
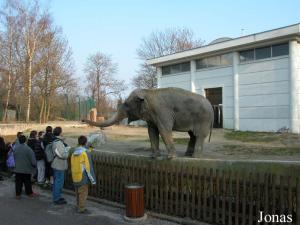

{"left": 47, "top": 0, "right": 300, "bottom": 96}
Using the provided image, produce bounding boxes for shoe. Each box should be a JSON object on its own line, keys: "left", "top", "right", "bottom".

{"left": 28, "top": 192, "right": 39, "bottom": 198}
{"left": 54, "top": 199, "right": 67, "bottom": 205}
{"left": 77, "top": 209, "right": 91, "bottom": 214}
{"left": 59, "top": 197, "right": 65, "bottom": 201}
{"left": 15, "top": 195, "right": 21, "bottom": 200}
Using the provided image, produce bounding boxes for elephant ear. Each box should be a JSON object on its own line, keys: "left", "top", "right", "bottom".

{"left": 135, "top": 89, "right": 149, "bottom": 117}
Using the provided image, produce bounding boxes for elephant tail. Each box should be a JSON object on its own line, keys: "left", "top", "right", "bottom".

{"left": 208, "top": 120, "right": 213, "bottom": 142}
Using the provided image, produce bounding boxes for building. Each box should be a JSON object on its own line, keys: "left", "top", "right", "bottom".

{"left": 147, "top": 24, "right": 300, "bottom": 133}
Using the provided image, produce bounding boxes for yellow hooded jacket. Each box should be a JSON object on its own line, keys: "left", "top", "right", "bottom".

{"left": 71, "top": 147, "right": 91, "bottom": 183}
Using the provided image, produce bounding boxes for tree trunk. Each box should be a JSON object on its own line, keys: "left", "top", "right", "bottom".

{"left": 46, "top": 101, "right": 51, "bottom": 122}
{"left": 39, "top": 97, "right": 45, "bottom": 123}
{"left": 2, "top": 71, "right": 11, "bottom": 122}
{"left": 25, "top": 57, "right": 32, "bottom": 122}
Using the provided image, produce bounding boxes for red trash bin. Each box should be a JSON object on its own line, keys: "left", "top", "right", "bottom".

{"left": 124, "top": 184, "right": 145, "bottom": 218}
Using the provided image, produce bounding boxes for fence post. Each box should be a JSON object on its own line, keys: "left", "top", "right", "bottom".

{"left": 209, "top": 168, "right": 213, "bottom": 222}
{"left": 235, "top": 172, "right": 240, "bottom": 225}
{"left": 222, "top": 170, "right": 226, "bottom": 225}
{"left": 215, "top": 169, "right": 220, "bottom": 224}
{"left": 297, "top": 178, "right": 300, "bottom": 225}
{"left": 249, "top": 173, "right": 253, "bottom": 225}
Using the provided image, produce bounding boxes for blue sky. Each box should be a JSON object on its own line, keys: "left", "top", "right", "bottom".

{"left": 48, "top": 0, "right": 300, "bottom": 95}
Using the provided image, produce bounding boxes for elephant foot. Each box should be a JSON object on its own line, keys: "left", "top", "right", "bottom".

{"left": 184, "top": 151, "right": 193, "bottom": 157}
{"left": 151, "top": 152, "right": 161, "bottom": 159}
{"left": 167, "top": 153, "right": 177, "bottom": 159}
{"left": 192, "top": 152, "right": 202, "bottom": 158}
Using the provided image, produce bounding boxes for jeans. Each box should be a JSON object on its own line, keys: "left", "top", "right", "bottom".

{"left": 37, "top": 160, "right": 45, "bottom": 184}
{"left": 52, "top": 169, "right": 65, "bottom": 202}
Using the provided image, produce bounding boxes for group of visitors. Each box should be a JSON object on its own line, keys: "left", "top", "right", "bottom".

{"left": 0, "top": 126, "right": 96, "bottom": 213}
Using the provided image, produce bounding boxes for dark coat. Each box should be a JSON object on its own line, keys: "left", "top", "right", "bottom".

{"left": 28, "top": 138, "right": 44, "bottom": 160}
{"left": 13, "top": 144, "right": 36, "bottom": 174}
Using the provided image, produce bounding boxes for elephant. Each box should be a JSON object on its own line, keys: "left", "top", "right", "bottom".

{"left": 83, "top": 87, "right": 214, "bottom": 159}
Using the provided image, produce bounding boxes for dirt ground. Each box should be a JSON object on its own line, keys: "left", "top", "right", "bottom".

{"left": 3, "top": 124, "right": 300, "bottom": 161}
{"left": 62, "top": 125, "right": 300, "bottom": 161}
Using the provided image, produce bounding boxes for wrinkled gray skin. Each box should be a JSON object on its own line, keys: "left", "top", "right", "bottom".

{"left": 83, "top": 88, "right": 214, "bottom": 159}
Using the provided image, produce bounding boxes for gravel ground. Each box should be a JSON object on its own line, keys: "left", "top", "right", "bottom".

{"left": 0, "top": 176, "right": 182, "bottom": 225}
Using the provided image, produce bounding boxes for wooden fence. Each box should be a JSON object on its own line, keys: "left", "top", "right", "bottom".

{"left": 65, "top": 152, "right": 300, "bottom": 225}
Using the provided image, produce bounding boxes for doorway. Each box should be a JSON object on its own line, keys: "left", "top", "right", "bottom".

{"left": 205, "top": 87, "right": 223, "bottom": 128}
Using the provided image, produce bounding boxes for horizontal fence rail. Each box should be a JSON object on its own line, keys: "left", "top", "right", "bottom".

{"left": 65, "top": 152, "right": 300, "bottom": 225}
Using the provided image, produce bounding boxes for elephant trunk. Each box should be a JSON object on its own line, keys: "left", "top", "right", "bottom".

{"left": 99, "top": 112, "right": 124, "bottom": 127}
{"left": 83, "top": 104, "right": 127, "bottom": 127}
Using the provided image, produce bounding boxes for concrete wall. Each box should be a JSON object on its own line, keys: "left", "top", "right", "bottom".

{"left": 0, "top": 121, "right": 87, "bottom": 136}
{"left": 238, "top": 56, "right": 290, "bottom": 131}
{"left": 194, "top": 66, "right": 234, "bottom": 129}
{"left": 159, "top": 72, "right": 191, "bottom": 90}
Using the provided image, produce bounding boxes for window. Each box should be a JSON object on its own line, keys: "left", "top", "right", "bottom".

{"left": 161, "top": 61, "right": 190, "bottom": 75}
{"left": 196, "top": 59, "right": 206, "bottom": 69}
{"left": 196, "top": 53, "right": 233, "bottom": 69}
{"left": 272, "top": 43, "right": 289, "bottom": 57}
{"left": 207, "top": 56, "right": 220, "bottom": 67}
{"left": 220, "top": 53, "right": 233, "bottom": 66}
{"left": 181, "top": 62, "right": 190, "bottom": 72}
{"left": 239, "top": 43, "right": 289, "bottom": 63}
{"left": 240, "top": 49, "right": 254, "bottom": 62}
{"left": 170, "top": 64, "right": 180, "bottom": 74}
{"left": 162, "top": 66, "right": 171, "bottom": 75}
{"left": 255, "top": 46, "right": 271, "bottom": 60}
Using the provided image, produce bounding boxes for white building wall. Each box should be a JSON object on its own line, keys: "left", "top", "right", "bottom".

{"left": 292, "top": 41, "right": 300, "bottom": 133}
{"left": 238, "top": 57, "right": 290, "bottom": 132}
{"left": 159, "top": 72, "right": 191, "bottom": 90}
{"left": 194, "top": 66, "right": 234, "bottom": 129}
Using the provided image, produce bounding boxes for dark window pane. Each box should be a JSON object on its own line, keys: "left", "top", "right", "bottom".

{"left": 207, "top": 56, "right": 220, "bottom": 67}
{"left": 181, "top": 62, "right": 190, "bottom": 72}
{"left": 196, "top": 59, "right": 206, "bottom": 69}
{"left": 272, "top": 43, "right": 289, "bottom": 57}
{"left": 239, "top": 49, "right": 254, "bottom": 62}
{"left": 255, "top": 46, "right": 271, "bottom": 60}
{"left": 162, "top": 66, "right": 170, "bottom": 75}
{"left": 170, "top": 64, "right": 180, "bottom": 74}
{"left": 220, "top": 53, "right": 233, "bottom": 66}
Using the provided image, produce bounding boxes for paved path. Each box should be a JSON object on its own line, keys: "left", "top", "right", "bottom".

{"left": 0, "top": 177, "right": 179, "bottom": 225}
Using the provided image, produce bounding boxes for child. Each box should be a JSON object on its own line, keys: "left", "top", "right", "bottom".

{"left": 71, "top": 136, "right": 96, "bottom": 213}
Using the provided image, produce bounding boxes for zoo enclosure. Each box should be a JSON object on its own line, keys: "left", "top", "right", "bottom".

{"left": 65, "top": 152, "right": 300, "bottom": 225}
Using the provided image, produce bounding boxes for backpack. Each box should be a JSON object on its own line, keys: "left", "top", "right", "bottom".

{"left": 6, "top": 149, "right": 15, "bottom": 168}
{"left": 44, "top": 140, "right": 58, "bottom": 163}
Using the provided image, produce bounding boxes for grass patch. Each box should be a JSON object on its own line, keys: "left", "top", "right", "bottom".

{"left": 173, "top": 138, "right": 189, "bottom": 145}
{"left": 224, "top": 131, "right": 279, "bottom": 143}
{"left": 219, "top": 144, "right": 300, "bottom": 156}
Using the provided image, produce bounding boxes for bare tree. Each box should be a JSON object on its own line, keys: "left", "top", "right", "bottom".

{"left": 9, "top": 0, "right": 50, "bottom": 122}
{"left": 0, "top": 0, "right": 77, "bottom": 122}
{"left": 84, "top": 52, "right": 125, "bottom": 115}
{"left": 0, "top": 4, "right": 18, "bottom": 121}
{"left": 34, "top": 27, "right": 76, "bottom": 123}
{"left": 132, "top": 27, "right": 204, "bottom": 89}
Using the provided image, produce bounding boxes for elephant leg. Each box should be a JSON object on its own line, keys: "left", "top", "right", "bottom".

{"left": 148, "top": 125, "right": 160, "bottom": 158}
{"left": 185, "top": 131, "right": 196, "bottom": 157}
{"left": 192, "top": 135, "right": 205, "bottom": 158}
{"left": 158, "top": 129, "right": 176, "bottom": 159}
